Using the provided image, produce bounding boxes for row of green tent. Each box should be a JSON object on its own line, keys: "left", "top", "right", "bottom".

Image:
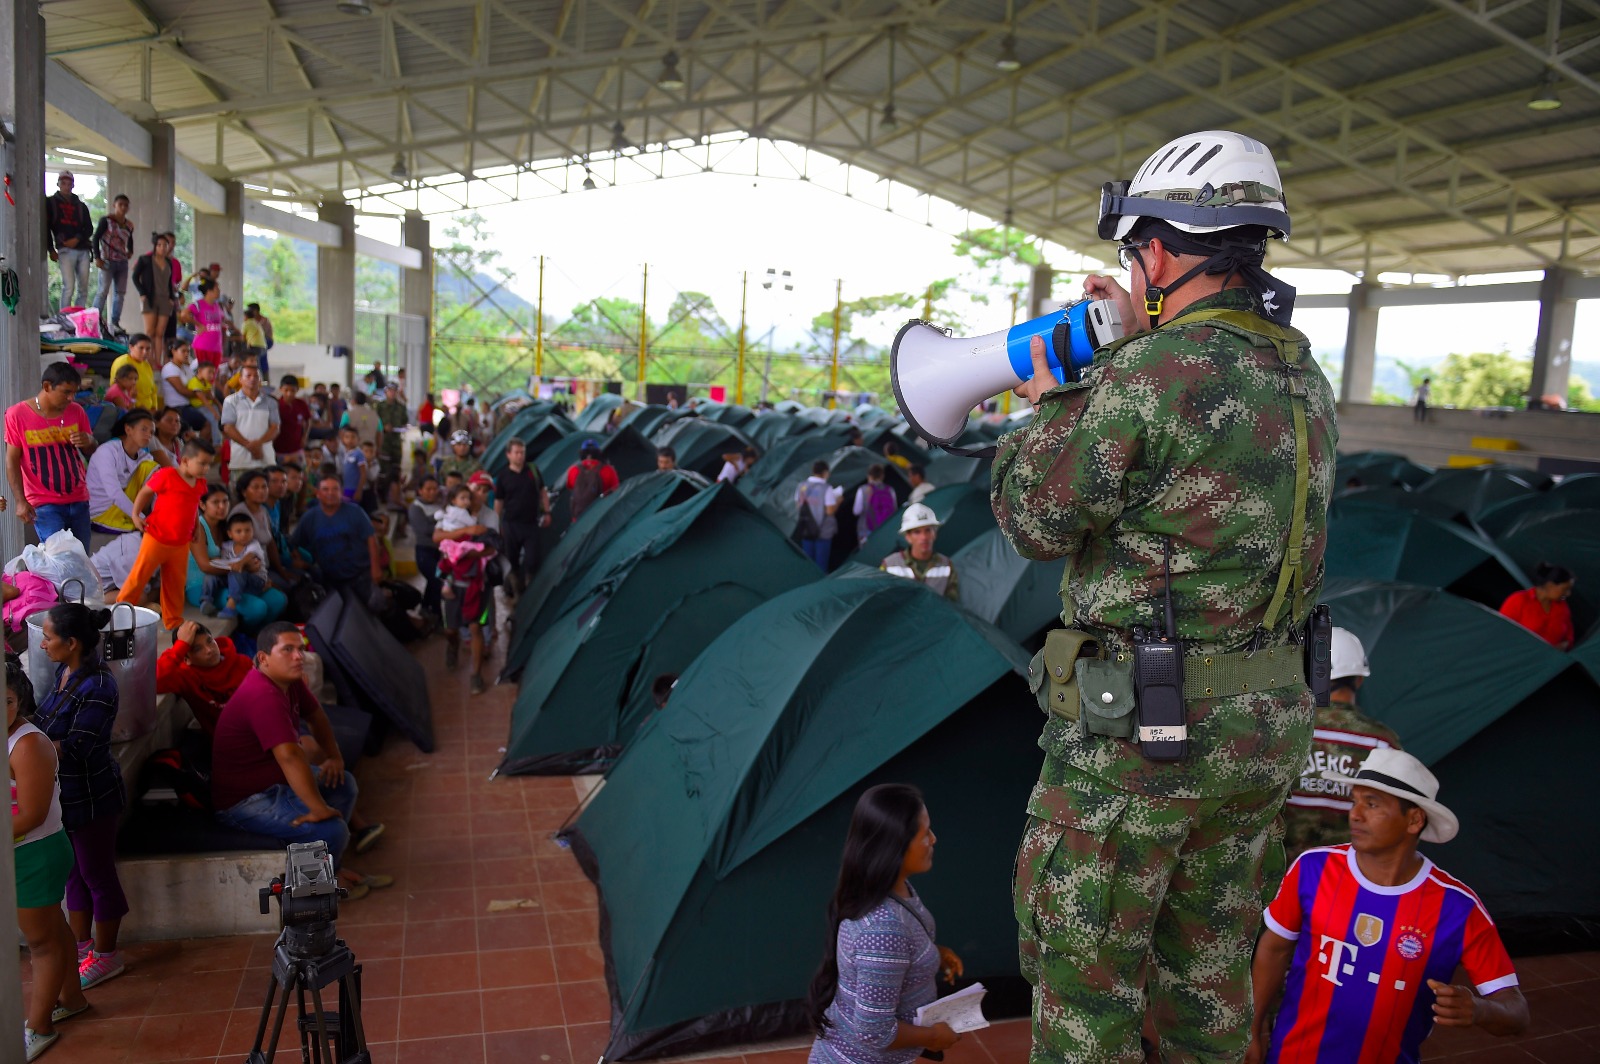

{"left": 1328, "top": 455, "right": 1600, "bottom": 638}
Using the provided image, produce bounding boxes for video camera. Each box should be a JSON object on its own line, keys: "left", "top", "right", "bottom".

{"left": 258, "top": 841, "right": 342, "bottom": 933}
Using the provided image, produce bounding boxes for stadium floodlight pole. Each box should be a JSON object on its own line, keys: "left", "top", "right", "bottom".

{"left": 535, "top": 254, "right": 545, "bottom": 379}
{"left": 638, "top": 263, "right": 649, "bottom": 400}
{"left": 829, "top": 278, "right": 842, "bottom": 409}
{"left": 737, "top": 270, "right": 748, "bottom": 406}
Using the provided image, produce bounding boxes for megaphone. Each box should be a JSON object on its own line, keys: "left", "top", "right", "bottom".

{"left": 891, "top": 299, "right": 1123, "bottom": 446}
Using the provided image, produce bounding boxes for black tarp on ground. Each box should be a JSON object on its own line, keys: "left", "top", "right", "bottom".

{"left": 1325, "top": 502, "right": 1528, "bottom": 608}
{"left": 1493, "top": 508, "right": 1600, "bottom": 637}
{"left": 567, "top": 570, "right": 1036, "bottom": 1060}
{"left": 754, "top": 446, "right": 912, "bottom": 567}
{"left": 481, "top": 407, "right": 576, "bottom": 475}
{"left": 853, "top": 483, "right": 997, "bottom": 570}
{"left": 649, "top": 419, "right": 755, "bottom": 479}
{"left": 500, "top": 483, "right": 820, "bottom": 775}
{"left": 502, "top": 469, "right": 710, "bottom": 681}
{"left": 305, "top": 588, "right": 434, "bottom": 751}
{"left": 951, "top": 527, "right": 1067, "bottom": 648}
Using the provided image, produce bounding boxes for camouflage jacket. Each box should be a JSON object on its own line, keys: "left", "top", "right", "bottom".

{"left": 994, "top": 289, "right": 1338, "bottom": 798}
{"left": 375, "top": 400, "right": 409, "bottom": 454}
{"left": 1284, "top": 699, "right": 1403, "bottom": 855}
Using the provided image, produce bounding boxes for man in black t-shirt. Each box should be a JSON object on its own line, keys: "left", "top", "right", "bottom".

{"left": 493, "top": 438, "right": 551, "bottom": 596}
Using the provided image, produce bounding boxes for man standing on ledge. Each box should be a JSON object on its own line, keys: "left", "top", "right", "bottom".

{"left": 992, "top": 131, "right": 1338, "bottom": 1062}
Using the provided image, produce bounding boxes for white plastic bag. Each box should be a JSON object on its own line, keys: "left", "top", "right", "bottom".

{"left": 21, "top": 531, "right": 105, "bottom": 605}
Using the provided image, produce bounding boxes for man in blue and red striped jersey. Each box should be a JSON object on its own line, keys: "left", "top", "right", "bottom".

{"left": 1247, "top": 748, "right": 1529, "bottom": 1064}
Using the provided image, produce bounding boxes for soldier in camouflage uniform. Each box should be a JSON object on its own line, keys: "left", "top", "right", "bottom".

{"left": 991, "top": 131, "right": 1338, "bottom": 1063}
{"left": 375, "top": 382, "right": 410, "bottom": 481}
{"left": 1282, "top": 627, "right": 1402, "bottom": 861}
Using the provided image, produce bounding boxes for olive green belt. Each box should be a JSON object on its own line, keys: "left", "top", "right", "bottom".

{"left": 1182, "top": 646, "right": 1305, "bottom": 700}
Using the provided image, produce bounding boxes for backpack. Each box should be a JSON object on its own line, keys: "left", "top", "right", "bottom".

{"left": 796, "top": 480, "right": 836, "bottom": 541}
{"left": 863, "top": 482, "right": 897, "bottom": 534}
{"left": 570, "top": 461, "right": 606, "bottom": 523}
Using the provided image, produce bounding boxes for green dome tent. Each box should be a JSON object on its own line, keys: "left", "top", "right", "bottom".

{"left": 1413, "top": 465, "right": 1547, "bottom": 517}
{"left": 538, "top": 425, "right": 660, "bottom": 521}
{"left": 924, "top": 452, "right": 992, "bottom": 489}
{"left": 480, "top": 407, "right": 576, "bottom": 475}
{"left": 1324, "top": 579, "right": 1600, "bottom": 933}
{"left": 755, "top": 446, "right": 912, "bottom": 566}
{"left": 1493, "top": 509, "right": 1600, "bottom": 637}
{"left": 700, "top": 402, "right": 756, "bottom": 427}
{"left": 1325, "top": 502, "right": 1528, "bottom": 608}
{"left": 950, "top": 527, "right": 1067, "bottom": 647}
{"left": 500, "top": 483, "right": 820, "bottom": 775}
{"left": 501, "top": 469, "right": 710, "bottom": 681}
{"left": 735, "top": 429, "right": 857, "bottom": 502}
{"left": 1335, "top": 451, "right": 1434, "bottom": 490}
{"left": 572, "top": 392, "right": 626, "bottom": 432}
{"left": 1476, "top": 473, "right": 1600, "bottom": 537}
{"left": 649, "top": 419, "right": 755, "bottom": 479}
{"left": 1330, "top": 486, "right": 1476, "bottom": 529}
{"left": 567, "top": 570, "right": 1037, "bottom": 1060}
{"left": 744, "top": 413, "right": 810, "bottom": 450}
{"left": 853, "top": 483, "right": 998, "bottom": 570}
{"left": 619, "top": 404, "right": 675, "bottom": 438}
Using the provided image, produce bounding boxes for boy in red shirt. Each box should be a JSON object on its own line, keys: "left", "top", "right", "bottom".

{"left": 117, "top": 438, "right": 214, "bottom": 631}
{"left": 156, "top": 620, "right": 252, "bottom": 734}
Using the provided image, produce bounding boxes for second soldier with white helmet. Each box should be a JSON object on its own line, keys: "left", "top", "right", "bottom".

{"left": 879, "top": 504, "right": 958, "bottom": 602}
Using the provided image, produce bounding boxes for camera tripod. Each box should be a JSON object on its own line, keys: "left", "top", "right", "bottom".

{"left": 245, "top": 919, "right": 370, "bottom": 1064}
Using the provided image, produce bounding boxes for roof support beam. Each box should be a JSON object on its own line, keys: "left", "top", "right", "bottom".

{"left": 43, "top": 60, "right": 151, "bottom": 166}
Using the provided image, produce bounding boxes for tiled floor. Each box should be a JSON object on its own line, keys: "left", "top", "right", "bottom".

{"left": 19, "top": 617, "right": 1600, "bottom": 1063}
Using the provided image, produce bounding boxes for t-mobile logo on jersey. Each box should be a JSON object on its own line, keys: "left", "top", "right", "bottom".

{"left": 1318, "top": 934, "right": 1410, "bottom": 992}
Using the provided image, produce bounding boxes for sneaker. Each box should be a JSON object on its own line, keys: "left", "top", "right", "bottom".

{"left": 200, "top": 600, "right": 219, "bottom": 617}
{"left": 74, "top": 941, "right": 91, "bottom": 966}
{"left": 217, "top": 606, "right": 238, "bottom": 620}
{"left": 470, "top": 674, "right": 486, "bottom": 695}
{"left": 24, "top": 1027, "right": 58, "bottom": 1061}
{"left": 351, "top": 823, "right": 386, "bottom": 855}
{"left": 444, "top": 643, "right": 459, "bottom": 669}
{"left": 78, "top": 951, "right": 125, "bottom": 990}
{"left": 50, "top": 1002, "right": 89, "bottom": 1025}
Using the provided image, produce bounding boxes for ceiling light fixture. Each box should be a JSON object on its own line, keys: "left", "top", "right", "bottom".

{"left": 1527, "top": 72, "right": 1561, "bottom": 110}
{"left": 609, "top": 121, "right": 630, "bottom": 152}
{"left": 582, "top": 167, "right": 598, "bottom": 191}
{"left": 389, "top": 153, "right": 408, "bottom": 180}
{"left": 336, "top": 0, "right": 372, "bottom": 16}
{"left": 657, "top": 50, "right": 685, "bottom": 91}
{"left": 881, "top": 27, "right": 899, "bottom": 134}
{"left": 996, "top": 34, "right": 1022, "bottom": 71}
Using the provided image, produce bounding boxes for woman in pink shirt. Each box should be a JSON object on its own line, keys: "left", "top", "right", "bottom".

{"left": 182, "top": 280, "right": 234, "bottom": 367}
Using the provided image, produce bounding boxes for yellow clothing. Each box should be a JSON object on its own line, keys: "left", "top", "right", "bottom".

{"left": 242, "top": 319, "right": 266, "bottom": 348}
{"left": 109, "top": 354, "right": 161, "bottom": 412}
{"left": 886, "top": 453, "right": 911, "bottom": 470}
{"left": 186, "top": 377, "right": 212, "bottom": 408}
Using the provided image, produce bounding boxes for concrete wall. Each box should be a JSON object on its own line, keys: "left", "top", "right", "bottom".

{"left": 1336, "top": 403, "right": 1600, "bottom": 472}
{"left": 270, "top": 341, "right": 352, "bottom": 389}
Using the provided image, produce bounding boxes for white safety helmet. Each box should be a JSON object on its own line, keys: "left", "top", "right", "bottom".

{"left": 1100, "top": 130, "right": 1290, "bottom": 242}
{"left": 899, "top": 503, "right": 941, "bottom": 534}
{"left": 1329, "top": 627, "right": 1371, "bottom": 681}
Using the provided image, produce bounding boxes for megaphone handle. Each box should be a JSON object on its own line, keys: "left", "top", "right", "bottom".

{"left": 1051, "top": 321, "right": 1078, "bottom": 384}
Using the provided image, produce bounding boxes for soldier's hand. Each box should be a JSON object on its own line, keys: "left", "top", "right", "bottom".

{"left": 1428, "top": 980, "right": 1478, "bottom": 1027}
{"left": 924, "top": 1023, "right": 961, "bottom": 1051}
{"left": 1012, "top": 335, "right": 1059, "bottom": 407}
{"left": 1084, "top": 273, "right": 1137, "bottom": 332}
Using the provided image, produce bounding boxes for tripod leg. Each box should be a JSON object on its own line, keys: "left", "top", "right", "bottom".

{"left": 246, "top": 972, "right": 294, "bottom": 1064}
{"left": 308, "top": 980, "right": 337, "bottom": 1064}
{"left": 338, "top": 967, "right": 369, "bottom": 1061}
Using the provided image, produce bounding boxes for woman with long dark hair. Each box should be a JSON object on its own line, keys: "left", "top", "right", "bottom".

{"left": 34, "top": 604, "right": 129, "bottom": 992}
{"left": 807, "top": 784, "right": 964, "bottom": 1063}
{"left": 130, "top": 232, "right": 176, "bottom": 361}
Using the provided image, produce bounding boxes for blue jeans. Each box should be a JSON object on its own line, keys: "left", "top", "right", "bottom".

{"left": 800, "top": 537, "right": 832, "bottom": 570}
{"left": 56, "top": 248, "right": 91, "bottom": 309}
{"left": 226, "top": 569, "right": 269, "bottom": 606}
{"left": 216, "top": 767, "right": 359, "bottom": 867}
{"left": 33, "top": 501, "right": 91, "bottom": 552}
{"left": 95, "top": 259, "right": 128, "bottom": 328}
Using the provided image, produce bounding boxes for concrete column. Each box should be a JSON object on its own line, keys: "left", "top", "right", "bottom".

{"left": 1027, "top": 261, "right": 1055, "bottom": 319}
{"left": 106, "top": 121, "right": 175, "bottom": 338}
{"left": 194, "top": 180, "right": 245, "bottom": 310}
{"left": 1340, "top": 282, "right": 1379, "bottom": 405}
{"left": 316, "top": 200, "right": 356, "bottom": 390}
{"left": 401, "top": 211, "right": 432, "bottom": 403}
{"left": 1529, "top": 267, "right": 1577, "bottom": 405}
{"left": 0, "top": 0, "right": 45, "bottom": 1032}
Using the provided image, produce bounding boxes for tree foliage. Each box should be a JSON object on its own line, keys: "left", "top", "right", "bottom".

{"left": 1429, "top": 351, "right": 1532, "bottom": 409}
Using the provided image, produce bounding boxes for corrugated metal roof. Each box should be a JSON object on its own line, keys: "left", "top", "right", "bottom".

{"left": 39, "top": 0, "right": 1600, "bottom": 274}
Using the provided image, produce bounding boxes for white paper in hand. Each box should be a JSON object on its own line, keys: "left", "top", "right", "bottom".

{"left": 914, "top": 982, "right": 989, "bottom": 1033}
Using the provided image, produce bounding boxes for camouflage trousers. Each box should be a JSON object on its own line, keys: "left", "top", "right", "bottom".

{"left": 1014, "top": 763, "right": 1289, "bottom": 1063}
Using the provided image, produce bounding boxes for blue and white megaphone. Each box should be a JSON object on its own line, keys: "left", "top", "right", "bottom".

{"left": 890, "top": 298, "right": 1123, "bottom": 446}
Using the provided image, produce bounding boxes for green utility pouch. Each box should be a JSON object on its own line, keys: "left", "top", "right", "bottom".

{"left": 1076, "top": 654, "right": 1137, "bottom": 740}
{"left": 1029, "top": 629, "right": 1101, "bottom": 721}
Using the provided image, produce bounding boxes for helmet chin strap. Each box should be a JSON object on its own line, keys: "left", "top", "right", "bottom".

{"left": 1131, "top": 239, "right": 1296, "bottom": 329}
